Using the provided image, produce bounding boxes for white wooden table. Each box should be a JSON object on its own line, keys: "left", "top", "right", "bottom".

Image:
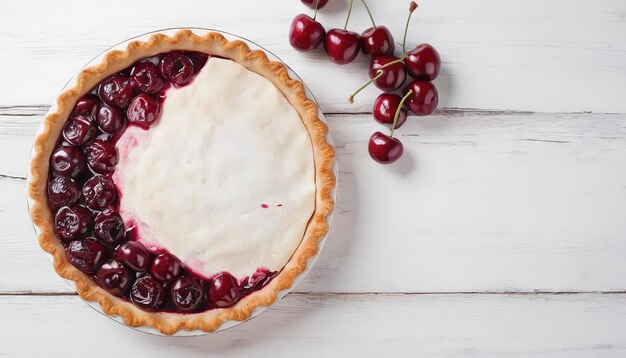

{"left": 2, "top": 0, "right": 626, "bottom": 356}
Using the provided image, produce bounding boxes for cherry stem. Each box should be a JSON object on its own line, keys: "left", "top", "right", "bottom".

{"left": 348, "top": 70, "right": 383, "bottom": 104}
{"left": 344, "top": 0, "right": 355, "bottom": 30}
{"left": 313, "top": 0, "right": 320, "bottom": 20}
{"left": 359, "top": 0, "right": 376, "bottom": 27}
{"left": 390, "top": 89, "right": 413, "bottom": 138}
{"left": 403, "top": 1, "right": 418, "bottom": 56}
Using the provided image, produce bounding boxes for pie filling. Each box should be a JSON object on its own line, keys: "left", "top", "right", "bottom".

{"left": 46, "top": 51, "right": 316, "bottom": 313}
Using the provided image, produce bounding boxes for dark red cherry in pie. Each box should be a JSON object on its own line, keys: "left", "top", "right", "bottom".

{"left": 85, "top": 140, "right": 118, "bottom": 174}
{"left": 361, "top": 26, "right": 395, "bottom": 58}
{"left": 373, "top": 94, "right": 407, "bottom": 128}
{"left": 54, "top": 205, "right": 93, "bottom": 241}
{"left": 98, "top": 75, "right": 135, "bottom": 109}
{"left": 130, "top": 62, "right": 164, "bottom": 94}
{"left": 300, "top": 0, "right": 328, "bottom": 9}
{"left": 403, "top": 80, "right": 439, "bottom": 116}
{"left": 369, "top": 56, "right": 406, "bottom": 92}
{"left": 50, "top": 146, "right": 85, "bottom": 177}
{"left": 48, "top": 175, "right": 80, "bottom": 207}
{"left": 405, "top": 44, "right": 441, "bottom": 81}
{"left": 130, "top": 275, "right": 165, "bottom": 310}
{"left": 66, "top": 238, "right": 107, "bottom": 274}
{"left": 96, "top": 259, "right": 132, "bottom": 297}
{"left": 159, "top": 53, "right": 195, "bottom": 86}
{"left": 368, "top": 132, "right": 404, "bottom": 164}
{"left": 96, "top": 105, "right": 125, "bottom": 135}
{"left": 71, "top": 95, "right": 100, "bottom": 118}
{"left": 127, "top": 94, "right": 161, "bottom": 128}
{"left": 240, "top": 268, "right": 274, "bottom": 292}
{"left": 209, "top": 272, "right": 240, "bottom": 308}
{"left": 82, "top": 175, "right": 117, "bottom": 211}
{"left": 324, "top": 29, "right": 361, "bottom": 65}
{"left": 170, "top": 275, "right": 204, "bottom": 311}
{"left": 150, "top": 253, "right": 181, "bottom": 282}
{"left": 188, "top": 52, "right": 209, "bottom": 73}
{"left": 63, "top": 115, "right": 97, "bottom": 146}
{"left": 289, "top": 14, "right": 326, "bottom": 51}
{"left": 94, "top": 207, "right": 126, "bottom": 245}
{"left": 114, "top": 241, "right": 151, "bottom": 272}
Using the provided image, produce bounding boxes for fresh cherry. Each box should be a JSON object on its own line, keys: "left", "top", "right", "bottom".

{"left": 373, "top": 94, "right": 407, "bottom": 128}
{"left": 114, "top": 241, "right": 151, "bottom": 272}
{"left": 54, "top": 205, "right": 93, "bottom": 241}
{"left": 324, "top": 0, "right": 360, "bottom": 64}
{"left": 71, "top": 95, "right": 100, "bottom": 118}
{"left": 130, "top": 275, "right": 165, "bottom": 310}
{"left": 150, "top": 253, "right": 181, "bottom": 282}
{"left": 96, "top": 105, "right": 125, "bottom": 135}
{"left": 94, "top": 207, "right": 126, "bottom": 245}
{"left": 369, "top": 56, "right": 406, "bottom": 92}
{"left": 98, "top": 75, "right": 135, "bottom": 109}
{"left": 159, "top": 53, "right": 195, "bottom": 86}
{"left": 50, "top": 146, "right": 85, "bottom": 177}
{"left": 85, "top": 140, "right": 118, "bottom": 174}
{"left": 130, "top": 62, "right": 164, "bottom": 94}
{"left": 324, "top": 29, "right": 361, "bottom": 65}
{"left": 63, "top": 115, "right": 97, "bottom": 146}
{"left": 289, "top": 14, "right": 326, "bottom": 51}
{"left": 405, "top": 43, "right": 441, "bottom": 81}
{"left": 82, "top": 175, "right": 117, "bottom": 211}
{"left": 48, "top": 175, "right": 80, "bottom": 207}
{"left": 170, "top": 275, "right": 204, "bottom": 311}
{"left": 96, "top": 259, "right": 132, "bottom": 297}
{"left": 300, "top": 0, "right": 328, "bottom": 9}
{"left": 66, "top": 238, "right": 107, "bottom": 275}
{"left": 403, "top": 80, "right": 438, "bottom": 116}
{"left": 368, "top": 132, "right": 404, "bottom": 164}
{"left": 361, "top": 26, "right": 395, "bottom": 58}
{"left": 209, "top": 272, "right": 240, "bottom": 308}
{"left": 127, "top": 94, "right": 161, "bottom": 128}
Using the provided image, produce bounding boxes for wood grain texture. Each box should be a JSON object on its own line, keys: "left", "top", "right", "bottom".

{"left": 1, "top": 294, "right": 626, "bottom": 357}
{"left": 3, "top": 109, "right": 626, "bottom": 294}
{"left": 1, "top": 0, "right": 626, "bottom": 112}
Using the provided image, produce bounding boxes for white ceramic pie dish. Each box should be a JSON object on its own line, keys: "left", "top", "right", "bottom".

{"left": 27, "top": 27, "right": 337, "bottom": 336}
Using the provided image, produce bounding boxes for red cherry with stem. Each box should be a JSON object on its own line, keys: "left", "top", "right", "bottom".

{"left": 403, "top": 80, "right": 438, "bottom": 116}
{"left": 400, "top": 2, "right": 441, "bottom": 80}
{"left": 361, "top": 26, "right": 395, "bottom": 58}
{"left": 406, "top": 43, "right": 441, "bottom": 81}
{"left": 358, "top": 0, "right": 395, "bottom": 57}
{"left": 369, "top": 56, "right": 406, "bottom": 92}
{"left": 348, "top": 57, "right": 406, "bottom": 103}
{"left": 373, "top": 94, "right": 407, "bottom": 128}
{"left": 368, "top": 90, "right": 412, "bottom": 164}
{"left": 369, "top": 132, "right": 404, "bottom": 164}
{"left": 289, "top": 13, "right": 325, "bottom": 51}
{"left": 324, "top": 0, "right": 361, "bottom": 64}
{"left": 301, "top": 0, "right": 328, "bottom": 9}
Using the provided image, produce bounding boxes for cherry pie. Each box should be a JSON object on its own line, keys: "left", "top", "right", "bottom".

{"left": 28, "top": 30, "right": 335, "bottom": 334}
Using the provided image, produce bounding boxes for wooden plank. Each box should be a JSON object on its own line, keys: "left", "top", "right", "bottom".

{"left": 1, "top": 293, "right": 626, "bottom": 356}
{"left": 1, "top": 0, "right": 626, "bottom": 113}
{"left": 3, "top": 110, "right": 626, "bottom": 294}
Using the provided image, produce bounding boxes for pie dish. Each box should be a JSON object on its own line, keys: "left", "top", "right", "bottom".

{"left": 27, "top": 29, "right": 336, "bottom": 335}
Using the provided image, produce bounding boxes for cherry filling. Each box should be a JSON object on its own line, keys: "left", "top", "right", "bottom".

{"left": 46, "top": 50, "right": 278, "bottom": 313}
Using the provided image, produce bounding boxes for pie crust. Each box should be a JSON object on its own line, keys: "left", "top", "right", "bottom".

{"left": 28, "top": 30, "right": 336, "bottom": 335}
